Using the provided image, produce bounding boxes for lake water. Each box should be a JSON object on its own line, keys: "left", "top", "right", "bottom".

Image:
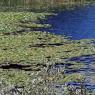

{"left": 39, "top": 5, "right": 95, "bottom": 94}
{"left": 41, "top": 5, "right": 95, "bottom": 40}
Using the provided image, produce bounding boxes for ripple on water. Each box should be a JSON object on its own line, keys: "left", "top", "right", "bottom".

{"left": 37, "top": 5, "right": 95, "bottom": 93}
{"left": 47, "top": 54, "right": 95, "bottom": 93}
{"left": 67, "top": 54, "right": 95, "bottom": 64}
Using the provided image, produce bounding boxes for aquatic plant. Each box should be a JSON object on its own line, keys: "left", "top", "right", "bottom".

{"left": 0, "top": 12, "right": 52, "bottom": 33}
{"left": 0, "top": 11, "right": 95, "bottom": 95}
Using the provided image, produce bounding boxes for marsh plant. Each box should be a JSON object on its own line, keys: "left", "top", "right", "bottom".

{"left": 0, "top": 0, "right": 95, "bottom": 11}
{"left": 0, "top": 10, "right": 95, "bottom": 95}
{"left": 0, "top": 69, "right": 93, "bottom": 95}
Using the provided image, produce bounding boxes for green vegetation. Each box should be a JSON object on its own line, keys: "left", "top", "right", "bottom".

{"left": 0, "top": 12, "right": 52, "bottom": 33}
{"left": 0, "top": 30, "right": 94, "bottom": 65}
{"left": 0, "top": 12, "right": 95, "bottom": 94}
{"left": 0, "top": 0, "right": 95, "bottom": 11}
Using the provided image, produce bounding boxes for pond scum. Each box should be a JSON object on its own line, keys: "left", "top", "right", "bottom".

{"left": 0, "top": 1, "right": 95, "bottom": 95}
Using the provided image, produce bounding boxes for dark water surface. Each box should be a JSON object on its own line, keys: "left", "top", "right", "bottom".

{"left": 41, "top": 5, "right": 95, "bottom": 40}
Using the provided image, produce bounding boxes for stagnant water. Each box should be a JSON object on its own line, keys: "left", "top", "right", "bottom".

{"left": 39, "top": 5, "right": 95, "bottom": 94}
{"left": 41, "top": 5, "right": 95, "bottom": 40}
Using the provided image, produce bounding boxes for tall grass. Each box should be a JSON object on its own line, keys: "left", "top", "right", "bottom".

{"left": 0, "top": 0, "right": 95, "bottom": 11}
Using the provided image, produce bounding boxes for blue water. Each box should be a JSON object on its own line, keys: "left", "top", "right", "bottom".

{"left": 41, "top": 5, "right": 95, "bottom": 40}
{"left": 49, "top": 54, "right": 95, "bottom": 93}
{"left": 40, "top": 5, "right": 95, "bottom": 93}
